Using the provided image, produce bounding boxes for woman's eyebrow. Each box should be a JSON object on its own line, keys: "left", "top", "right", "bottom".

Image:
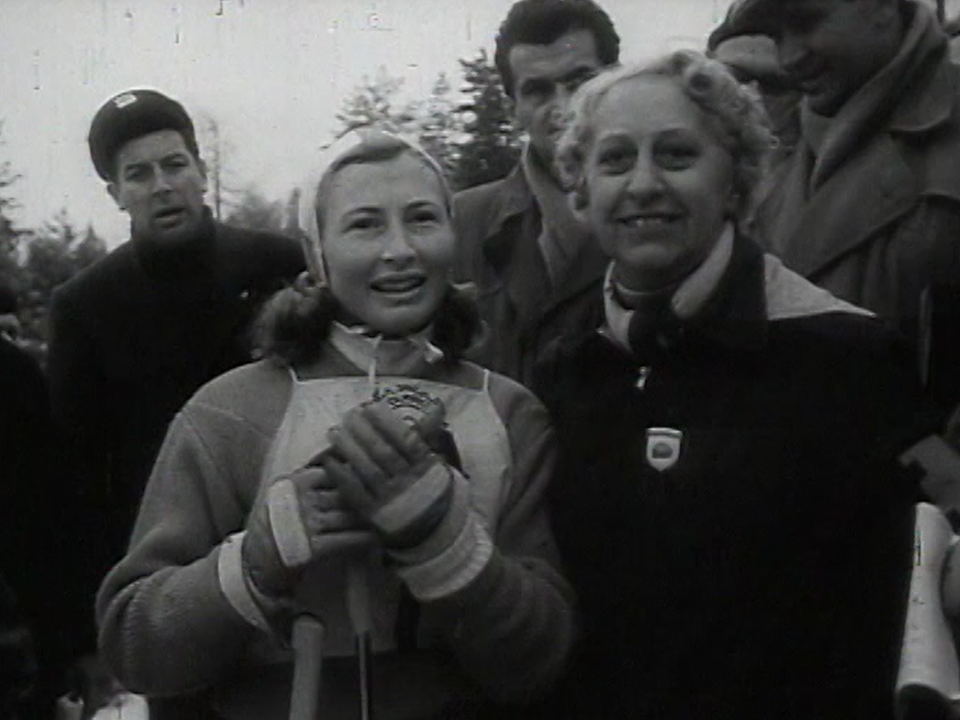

{"left": 340, "top": 205, "right": 382, "bottom": 217}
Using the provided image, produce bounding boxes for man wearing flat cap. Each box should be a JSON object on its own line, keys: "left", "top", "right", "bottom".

{"left": 712, "top": 0, "right": 960, "bottom": 414}
{"left": 46, "top": 88, "right": 304, "bottom": 674}
{"left": 707, "top": 11, "right": 802, "bottom": 166}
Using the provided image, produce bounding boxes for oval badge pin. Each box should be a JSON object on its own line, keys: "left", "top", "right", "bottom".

{"left": 645, "top": 427, "right": 683, "bottom": 472}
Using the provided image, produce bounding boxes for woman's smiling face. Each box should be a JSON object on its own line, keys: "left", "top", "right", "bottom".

{"left": 582, "top": 74, "right": 735, "bottom": 291}
{"left": 318, "top": 151, "right": 454, "bottom": 337}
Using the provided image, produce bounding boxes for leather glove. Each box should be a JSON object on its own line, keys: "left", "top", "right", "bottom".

{"left": 241, "top": 465, "right": 376, "bottom": 598}
{"left": 320, "top": 401, "right": 454, "bottom": 549}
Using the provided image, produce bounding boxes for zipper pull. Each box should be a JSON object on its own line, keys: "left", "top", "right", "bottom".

{"left": 635, "top": 366, "right": 651, "bottom": 391}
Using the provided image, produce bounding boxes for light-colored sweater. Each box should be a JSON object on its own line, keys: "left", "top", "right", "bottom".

{"left": 95, "top": 341, "right": 575, "bottom": 719}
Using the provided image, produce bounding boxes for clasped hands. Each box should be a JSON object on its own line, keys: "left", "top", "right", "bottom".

{"left": 243, "top": 401, "right": 455, "bottom": 598}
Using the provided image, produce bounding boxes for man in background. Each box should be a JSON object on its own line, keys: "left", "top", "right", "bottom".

{"left": 0, "top": 287, "right": 78, "bottom": 719}
{"left": 712, "top": 0, "right": 960, "bottom": 413}
{"left": 708, "top": 5, "right": 802, "bottom": 166}
{"left": 46, "top": 88, "right": 304, "bottom": 678}
{"left": 454, "top": 0, "right": 620, "bottom": 386}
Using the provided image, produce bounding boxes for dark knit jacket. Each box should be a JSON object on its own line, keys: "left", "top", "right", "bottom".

{"left": 0, "top": 339, "right": 65, "bottom": 718}
{"left": 46, "top": 210, "right": 304, "bottom": 652}
{"left": 534, "top": 235, "right": 931, "bottom": 720}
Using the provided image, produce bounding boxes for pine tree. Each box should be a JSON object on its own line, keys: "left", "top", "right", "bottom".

{"left": 453, "top": 49, "right": 522, "bottom": 191}
{"left": 334, "top": 66, "right": 420, "bottom": 137}
{"left": 74, "top": 225, "right": 108, "bottom": 271}
{"left": 417, "top": 72, "right": 462, "bottom": 174}
{"left": 223, "top": 186, "right": 288, "bottom": 235}
{"left": 0, "top": 123, "right": 25, "bottom": 296}
{"left": 18, "top": 210, "right": 107, "bottom": 351}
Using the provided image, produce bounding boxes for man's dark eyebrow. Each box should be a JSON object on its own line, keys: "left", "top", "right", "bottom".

{"left": 561, "top": 65, "right": 598, "bottom": 82}
{"left": 520, "top": 64, "right": 597, "bottom": 93}
{"left": 121, "top": 160, "right": 150, "bottom": 174}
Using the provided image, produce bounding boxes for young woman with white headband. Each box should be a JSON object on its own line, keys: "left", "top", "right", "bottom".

{"left": 95, "top": 128, "right": 575, "bottom": 720}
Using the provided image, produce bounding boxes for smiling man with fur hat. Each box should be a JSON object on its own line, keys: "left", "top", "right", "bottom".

{"left": 713, "top": 0, "right": 960, "bottom": 412}
{"left": 46, "top": 88, "right": 304, "bottom": 684}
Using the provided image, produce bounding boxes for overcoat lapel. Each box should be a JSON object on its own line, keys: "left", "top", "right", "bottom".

{"left": 782, "top": 138, "right": 918, "bottom": 280}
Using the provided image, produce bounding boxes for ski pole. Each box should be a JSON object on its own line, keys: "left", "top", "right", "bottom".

{"left": 290, "top": 613, "right": 326, "bottom": 720}
{"left": 347, "top": 560, "right": 375, "bottom": 720}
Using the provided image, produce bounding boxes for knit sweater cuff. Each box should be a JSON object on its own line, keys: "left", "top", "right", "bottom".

{"left": 267, "top": 478, "right": 312, "bottom": 568}
{"left": 391, "top": 473, "right": 493, "bottom": 600}
{"left": 218, "top": 532, "right": 273, "bottom": 633}
{"left": 219, "top": 531, "right": 293, "bottom": 638}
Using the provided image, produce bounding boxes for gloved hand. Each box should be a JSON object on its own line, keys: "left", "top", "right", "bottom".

{"left": 320, "top": 401, "right": 455, "bottom": 549}
{"left": 242, "top": 465, "right": 376, "bottom": 598}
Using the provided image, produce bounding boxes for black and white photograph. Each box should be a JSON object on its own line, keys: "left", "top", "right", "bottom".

{"left": 4, "top": 1, "right": 960, "bottom": 718}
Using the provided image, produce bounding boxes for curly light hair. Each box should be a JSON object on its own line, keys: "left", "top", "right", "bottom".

{"left": 555, "top": 49, "right": 775, "bottom": 222}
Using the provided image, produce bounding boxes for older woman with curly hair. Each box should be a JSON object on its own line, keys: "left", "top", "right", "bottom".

{"left": 533, "top": 50, "right": 935, "bottom": 720}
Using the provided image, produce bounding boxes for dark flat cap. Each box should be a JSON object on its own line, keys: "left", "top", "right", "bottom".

{"left": 88, "top": 89, "right": 198, "bottom": 180}
{"left": 708, "top": 0, "right": 784, "bottom": 51}
{"left": 713, "top": 34, "right": 786, "bottom": 82}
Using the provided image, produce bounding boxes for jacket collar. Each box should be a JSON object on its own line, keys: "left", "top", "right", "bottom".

{"left": 889, "top": 41, "right": 958, "bottom": 135}
{"left": 133, "top": 206, "right": 217, "bottom": 283}
{"left": 480, "top": 164, "right": 536, "bottom": 273}
{"left": 674, "top": 229, "right": 769, "bottom": 353}
{"left": 601, "top": 229, "right": 769, "bottom": 358}
{"left": 480, "top": 158, "right": 609, "bottom": 328}
{"left": 761, "top": 47, "right": 960, "bottom": 280}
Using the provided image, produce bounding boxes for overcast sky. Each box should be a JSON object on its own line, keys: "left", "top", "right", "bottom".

{"left": 1, "top": 0, "right": 727, "bottom": 248}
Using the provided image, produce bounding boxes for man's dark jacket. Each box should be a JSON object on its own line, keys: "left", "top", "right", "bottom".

{"left": 453, "top": 165, "right": 608, "bottom": 387}
{"left": 0, "top": 338, "right": 75, "bottom": 718}
{"left": 47, "top": 212, "right": 304, "bottom": 653}
{"left": 752, "top": 2, "right": 960, "bottom": 412}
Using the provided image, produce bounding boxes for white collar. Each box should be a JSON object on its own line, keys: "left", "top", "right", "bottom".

{"left": 600, "top": 223, "right": 735, "bottom": 352}
{"left": 328, "top": 321, "right": 444, "bottom": 383}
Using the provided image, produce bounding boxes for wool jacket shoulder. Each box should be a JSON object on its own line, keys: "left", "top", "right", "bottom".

{"left": 54, "top": 221, "right": 304, "bottom": 313}
{"left": 46, "top": 217, "right": 304, "bottom": 656}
